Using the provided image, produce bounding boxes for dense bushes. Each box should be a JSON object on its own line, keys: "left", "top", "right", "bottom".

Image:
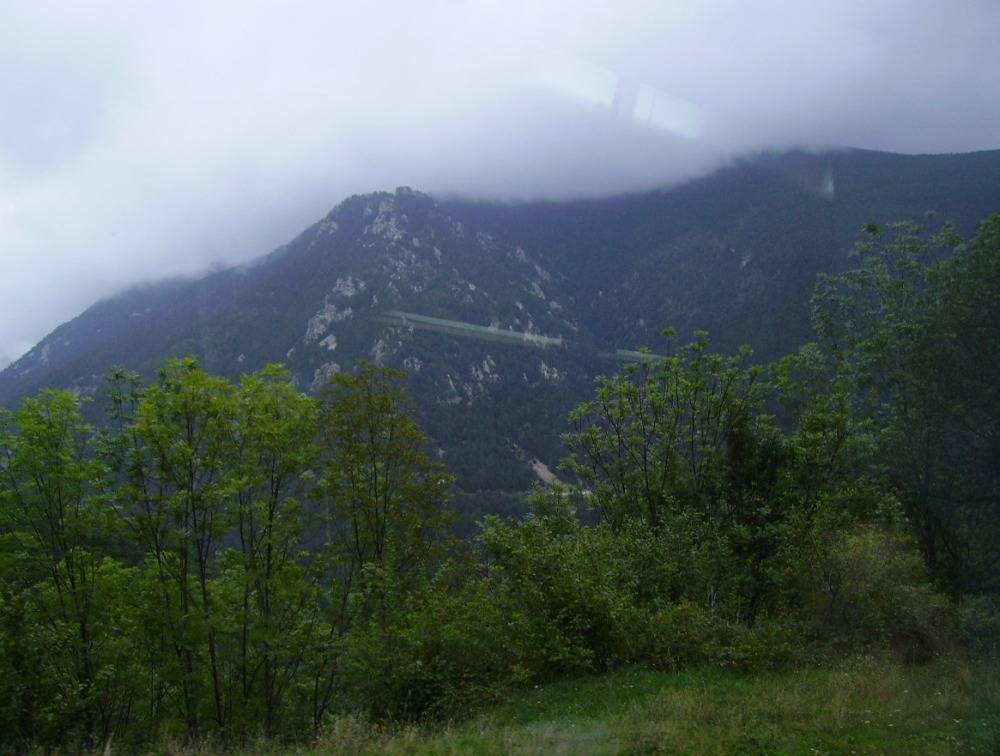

{"left": 0, "top": 346, "right": 964, "bottom": 752}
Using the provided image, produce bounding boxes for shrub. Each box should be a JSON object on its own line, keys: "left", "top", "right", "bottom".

{"left": 334, "top": 567, "right": 518, "bottom": 723}
{"left": 804, "top": 524, "right": 957, "bottom": 661}
{"left": 478, "top": 492, "right": 634, "bottom": 680}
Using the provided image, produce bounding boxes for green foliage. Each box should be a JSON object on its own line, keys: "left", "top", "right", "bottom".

{"left": 563, "top": 331, "right": 770, "bottom": 534}
{"left": 0, "top": 389, "right": 140, "bottom": 750}
{"left": 313, "top": 361, "right": 460, "bottom": 726}
{"left": 913, "top": 215, "right": 1000, "bottom": 593}
{"left": 801, "top": 523, "right": 957, "bottom": 661}
{"left": 479, "top": 485, "right": 799, "bottom": 683}
{"left": 561, "top": 332, "right": 795, "bottom": 622}
{"left": 0, "top": 357, "right": 464, "bottom": 750}
{"left": 639, "top": 600, "right": 800, "bottom": 673}
{"left": 551, "top": 324, "right": 962, "bottom": 677}
{"left": 810, "top": 216, "right": 1000, "bottom": 592}
{"left": 333, "top": 568, "right": 515, "bottom": 723}
{"left": 318, "top": 361, "right": 455, "bottom": 611}
{"left": 479, "top": 490, "right": 632, "bottom": 678}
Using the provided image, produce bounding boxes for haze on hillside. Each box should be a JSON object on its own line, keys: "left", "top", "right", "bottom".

{"left": 2, "top": 0, "right": 999, "bottom": 366}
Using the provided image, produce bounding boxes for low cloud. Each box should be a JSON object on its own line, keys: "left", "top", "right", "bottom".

{"left": 2, "top": 0, "right": 999, "bottom": 363}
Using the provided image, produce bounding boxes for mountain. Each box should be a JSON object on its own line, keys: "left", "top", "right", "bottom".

{"left": 3, "top": 148, "right": 1000, "bottom": 521}
{"left": 443, "top": 148, "right": 1000, "bottom": 359}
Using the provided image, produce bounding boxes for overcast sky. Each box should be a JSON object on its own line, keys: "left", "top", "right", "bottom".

{"left": 2, "top": 0, "right": 999, "bottom": 366}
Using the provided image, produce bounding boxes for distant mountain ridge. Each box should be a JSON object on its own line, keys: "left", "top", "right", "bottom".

{"left": 3, "top": 148, "right": 999, "bottom": 513}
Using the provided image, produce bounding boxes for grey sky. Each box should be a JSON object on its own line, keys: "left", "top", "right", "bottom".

{"left": 2, "top": 0, "right": 999, "bottom": 366}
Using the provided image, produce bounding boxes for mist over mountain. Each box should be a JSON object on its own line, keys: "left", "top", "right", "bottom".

{"left": 3, "top": 147, "right": 999, "bottom": 520}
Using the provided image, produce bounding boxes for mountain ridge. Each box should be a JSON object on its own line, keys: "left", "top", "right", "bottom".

{"left": 3, "top": 147, "right": 999, "bottom": 512}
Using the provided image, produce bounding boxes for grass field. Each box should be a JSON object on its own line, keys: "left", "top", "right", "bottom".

{"left": 304, "top": 655, "right": 999, "bottom": 755}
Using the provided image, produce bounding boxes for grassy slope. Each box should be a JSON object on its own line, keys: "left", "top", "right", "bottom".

{"left": 308, "top": 656, "right": 998, "bottom": 755}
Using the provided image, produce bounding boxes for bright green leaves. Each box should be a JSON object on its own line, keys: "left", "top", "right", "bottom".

{"left": 0, "top": 390, "right": 107, "bottom": 580}
{"left": 0, "top": 389, "right": 127, "bottom": 750}
{"left": 111, "top": 359, "right": 249, "bottom": 736}
{"left": 562, "top": 331, "right": 770, "bottom": 534}
{"left": 0, "top": 356, "right": 460, "bottom": 747}
{"left": 220, "top": 365, "right": 322, "bottom": 739}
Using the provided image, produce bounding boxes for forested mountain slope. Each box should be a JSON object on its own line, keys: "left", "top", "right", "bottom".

{"left": 444, "top": 148, "right": 1000, "bottom": 359}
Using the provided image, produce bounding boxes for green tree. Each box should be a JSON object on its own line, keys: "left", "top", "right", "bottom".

{"left": 214, "top": 365, "right": 323, "bottom": 741}
{"left": 103, "top": 359, "right": 337, "bottom": 742}
{"left": 810, "top": 218, "right": 1000, "bottom": 591}
{"left": 318, "top": 362, "right": 455, "bottom": 616}
{"left": 1, "top": 357, "right": 471, "bottom": 744}
{"left": 233, "top": 366, "right": 322, "bottom": 738}
{"left": 314, "top": 361, "right": 456, "bottom": 720}
{"left": 561, "top": 333, "right": 787, "bottom": 620}
{"left": 562, "top": 331, "right": 771, "bottom": 533}
{"left": 0, "top": 390, "right": 137, "bottom": 750}
{"left": 106, "top": 358, "right": 239, "bottom": 738}
{"left": 905, "top": 216, "right": 1000, "bottom": 592}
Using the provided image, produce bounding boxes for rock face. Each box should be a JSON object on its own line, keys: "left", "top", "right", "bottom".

{"left": 287, "top": 189, "right": 584, "bottom": 411}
